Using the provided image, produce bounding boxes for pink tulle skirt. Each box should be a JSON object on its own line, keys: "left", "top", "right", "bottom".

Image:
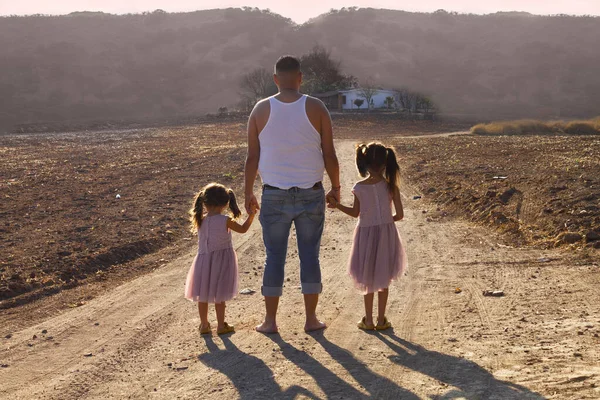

{"left": 184, "top": 248, "right": 238, "bottom": 303}
{"left": 348, "top": 223, "right": 407, "bottom": 294}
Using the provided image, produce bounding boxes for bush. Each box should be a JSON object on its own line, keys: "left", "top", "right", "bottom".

{"left": 471, "top": 117, "right": 600, "bottom": 135}
{"left": 564, "top": 121, "right": 599, "bottom": 135}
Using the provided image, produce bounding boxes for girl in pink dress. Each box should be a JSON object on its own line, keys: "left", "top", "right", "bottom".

{"left": 329, "top": 142, "right": 407, "bottom": 331}
{"left": 185, "top": 183, "right": 256, "bottom": 335}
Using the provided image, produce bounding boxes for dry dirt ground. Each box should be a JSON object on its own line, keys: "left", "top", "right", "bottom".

{"left": 1, "top": 124, "right": 247, "bottom": 308}
{"left": 391, "top": 135, "right": 600, "bottom": 251}
{"left": 0, "top": 117, "right": 468, "bottom": 310}
{"left": 1, "top": 136, "right": 599, "bottom": 399}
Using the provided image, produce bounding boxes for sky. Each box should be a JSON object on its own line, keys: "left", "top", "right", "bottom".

{"left": 1, "top": 0, "right": 599, "bottom": 23}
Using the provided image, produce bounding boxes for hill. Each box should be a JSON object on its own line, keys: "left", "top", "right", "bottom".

{"left": 1, "top": 8, "right": 599, "bottom": 130}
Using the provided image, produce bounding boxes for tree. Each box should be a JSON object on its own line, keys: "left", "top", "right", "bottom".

{"left": 353, "top": 98, "right": 364, "bottom": 109}
{"left": 395, "top": 88, "right": 418, "bottom": 115}
{"left": 300, "top": 45, "right": 356, "bottom": 95}
{"left": 239, "top": 67, "right": 277, "bottom": 108}
{"left": 394, "top": 88, "right": 436, "bottom": 118}
{"left": 357, "top": 80, "right": 378, "bottom": 112}
{"left": 417, "top": 96, "right": 433, "bottom": 115}
{"left": 416, "top": 95, "right": 436, "bottom": 119}
{"left": 385, "top": 96, "right": 395, "bottom": 109}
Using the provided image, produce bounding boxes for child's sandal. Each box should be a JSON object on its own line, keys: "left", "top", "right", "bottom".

{"left": 375, "top": 317, "right": 392, "bottom": 331}
{"left": 357, "top": 317, "right": 376, "bottom": 331}
{"left": 217, "top": 322, "right": 235, "bottom": 335}
{"left": 199, "top": 323, "right": 212, "bottom": 335}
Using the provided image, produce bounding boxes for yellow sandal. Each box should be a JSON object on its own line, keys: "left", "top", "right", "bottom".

{"left": 199, "top": 323, "right": 212, "bottom": 335}
{"left": 357, "top": 317, "right": 376, "bottom": 331}
{"left": 375, "top": 317, "right": 392, "bottom": 331}
{"left": 217, "top": 322, "right": 235, "bottom": 335}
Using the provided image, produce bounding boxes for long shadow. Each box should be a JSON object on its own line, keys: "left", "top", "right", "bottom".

{"left": 197, "top": 335, "right": 318, "bottom": 399}
{"left": 375, "top": 330, "right": 547, "bottom": 400}
{"left": 268, "top": 333, "right": 419, "bottom": 399}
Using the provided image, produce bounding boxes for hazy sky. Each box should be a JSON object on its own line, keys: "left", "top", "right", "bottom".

{"left": 1, "top": 0, "right": 599, "bottom": 23}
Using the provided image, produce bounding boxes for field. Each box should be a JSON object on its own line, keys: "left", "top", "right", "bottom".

{"left": 392, "top": 135, "right": 600, "bottom": 250}
{"left": 1, "top": 119, "right": 599, "bottom": 399}
{"left": 1, "top": 124, "right": 247, "bottom": 307}
{"left": 0, "top": 117, "right": 468, "bottom": 309}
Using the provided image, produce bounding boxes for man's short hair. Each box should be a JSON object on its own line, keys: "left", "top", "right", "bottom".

{"left": 275, "top": 55, "right": 301, "bottom": 74}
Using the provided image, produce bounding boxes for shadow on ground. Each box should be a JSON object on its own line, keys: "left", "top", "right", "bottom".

{"left": 197, "top": 330, "right": 546, "bottom": 399}
{"left": 268, "top": 332, "right": 418, "bottom": 399}
{"left": 376, "top": 330, "right": 547, "bottom": 400}
{"left": 198, "top": 335, "right": 319, "bottom": 399}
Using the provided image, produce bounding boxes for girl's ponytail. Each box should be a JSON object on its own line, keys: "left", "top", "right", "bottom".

{"left": 228, "top": 189, "right": 242, "bottom": 219}
{"left": 356, "top": 143, "right": 369, "bottom": 177}
{"left": 385, "top": 147, "right": 400, "bottom": 193}
{"left": 189, "top": 191, "right": 205, "bottom": 233}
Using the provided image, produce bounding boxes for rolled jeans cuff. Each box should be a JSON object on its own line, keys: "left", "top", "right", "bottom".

{"left": 261, "top": 285, "right": 283, "bottom": 297}
{"left": 301, "top": 282, "right": 322, "bottom": 295}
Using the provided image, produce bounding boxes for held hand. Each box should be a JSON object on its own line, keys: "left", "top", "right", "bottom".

{"left": 326, "top": 195, "right": 338, "bottom": 209}
{"left": 249, "top": 203, "right": 258, "bottom": 216}
{"left": 245, "top": 193, "right": 260, "bottom": 215}
{"left": 326, "top": 187, "right": 340, "bottom": 209}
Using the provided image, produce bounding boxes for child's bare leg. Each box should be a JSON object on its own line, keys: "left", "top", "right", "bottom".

{"left": 198, "top": 302, "right": 209, "bottom": 329}
{"left": 377, "top": 288, "right": 389, "bottom": 325}
{"left": 215, "top": 302, "right": 226, "bottom": 330}
{"left": 363, "top": 293, "right": 375, "bottom": 326}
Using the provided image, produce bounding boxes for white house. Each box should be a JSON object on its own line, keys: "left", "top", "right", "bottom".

{"left": 314, "top": 88, "right": 398, "bottom": 111}
{"left": 340, "top": 88, "right": 398, "bottom": 110}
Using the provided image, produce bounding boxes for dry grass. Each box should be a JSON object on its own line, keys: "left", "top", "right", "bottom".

{"left": 471, "top": 117, "right": 600, "bottom": 135}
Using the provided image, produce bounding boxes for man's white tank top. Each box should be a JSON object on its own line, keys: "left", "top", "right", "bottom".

{"left": 258, "top": 94, "right": 325, "bottom": 189}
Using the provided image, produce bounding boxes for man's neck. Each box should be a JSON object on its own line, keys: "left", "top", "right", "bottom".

{"left": 275, "top": 88, "right": 303, "bottom": 103}
{"left": 279, "top": 88, "right": 300, "bottom": 95}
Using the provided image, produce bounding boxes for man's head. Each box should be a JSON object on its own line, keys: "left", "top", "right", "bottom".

{"left": 274, "top": 55, "right": 302, "bottom": 90}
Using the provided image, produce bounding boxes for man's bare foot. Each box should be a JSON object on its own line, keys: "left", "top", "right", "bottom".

{"left": 304, "top": 319, "right": 327, "bottom": 333}
{"left": 255, "top": 320, "right": 278, "bottom": 334}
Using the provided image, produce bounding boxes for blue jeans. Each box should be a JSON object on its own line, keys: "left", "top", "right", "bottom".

{"left": 259, "top": 184, "right": 325, "bottom": 297}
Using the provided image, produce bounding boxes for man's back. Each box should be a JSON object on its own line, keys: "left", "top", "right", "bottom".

{"left": 253, "top": 92, "right": 326, "bottom": 134}
{"left": 254, "top": 93, "right": 326, "bottom": 190}
{"left": 245, "top": 55, "right": 340, "bottom": 334}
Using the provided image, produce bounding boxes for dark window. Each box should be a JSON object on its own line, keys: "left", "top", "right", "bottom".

{"left": 342, "top": 95, "right": 347, "bottom": 104}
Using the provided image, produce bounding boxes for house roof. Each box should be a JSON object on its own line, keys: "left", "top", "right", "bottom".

{"left": 313, "top": 88, "right": 398, "bottom": 97}
{"left": 339, "top": 88, "right": 397, "bottom": 94}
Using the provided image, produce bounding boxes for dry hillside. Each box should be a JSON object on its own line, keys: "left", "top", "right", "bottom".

{"left": 1, "top": 8, "right": 600, "bottom": 130}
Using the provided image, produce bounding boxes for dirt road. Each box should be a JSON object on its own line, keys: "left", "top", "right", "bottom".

{"left": 1, "top": 140, "right": 599, "bottom": 399}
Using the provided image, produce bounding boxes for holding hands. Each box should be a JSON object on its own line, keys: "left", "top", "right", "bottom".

{"left": 326, "top": 186, "right": 341, "bottom": 209}
{"left": 245, "top": 192, "right": 260, "bottom": 215}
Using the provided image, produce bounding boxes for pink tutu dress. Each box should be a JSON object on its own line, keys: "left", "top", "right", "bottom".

{"left": 348, "top": 180, "right": 407, "bottom": 294}
{"left": 184, "top": 214, "right": 239, "bottom": 303}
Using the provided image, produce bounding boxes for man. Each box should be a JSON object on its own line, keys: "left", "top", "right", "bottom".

{"left": 244, "top": 55, "right": 340, "bottom": 333}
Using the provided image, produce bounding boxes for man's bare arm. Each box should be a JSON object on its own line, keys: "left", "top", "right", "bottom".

{"left": 244, "top": 105, "right": 262, "bottom": 213}
{"left": 317, "top": 101, "right": 340, "bottom": 206}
